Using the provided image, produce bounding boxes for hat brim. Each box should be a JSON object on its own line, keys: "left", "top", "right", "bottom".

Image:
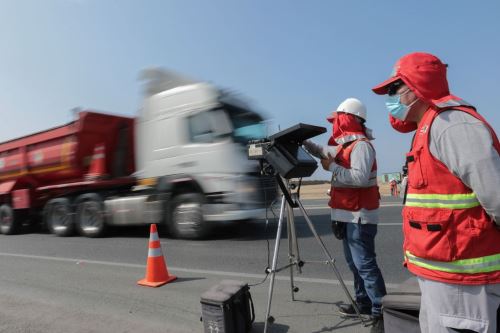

{"left": 372, "top": 76, "right": 400, "bottom": 95}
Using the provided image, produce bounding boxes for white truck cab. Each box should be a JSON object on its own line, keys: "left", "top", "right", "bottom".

{"left": 135, "top": 69, "right": 275, "bottom": 238}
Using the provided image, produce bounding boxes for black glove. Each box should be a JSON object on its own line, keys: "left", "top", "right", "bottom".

{"left": 331, "top": 220, "right": 346, "bottom": 240}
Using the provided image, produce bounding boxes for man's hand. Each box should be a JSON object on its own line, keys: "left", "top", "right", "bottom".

{"left": 321, "top": 153, "right": 336, "bottom": 171}
{"left": 303, "top": 140, "right": 327, "bottom": 159}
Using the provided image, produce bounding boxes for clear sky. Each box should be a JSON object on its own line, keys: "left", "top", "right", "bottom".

{"left": 1, "top": 0, "right": 499, "bottom": 179}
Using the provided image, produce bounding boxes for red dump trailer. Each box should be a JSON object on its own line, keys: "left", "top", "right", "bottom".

{"left": 0, "top": 72, "right": 274, "bottom": 240}
{"left": 0, "top": 111, "right": 136, "bottom": 236}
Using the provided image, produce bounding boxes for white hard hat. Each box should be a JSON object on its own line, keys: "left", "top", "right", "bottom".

{"left": 335, "top": 98, "right": 367, "bottom": 121}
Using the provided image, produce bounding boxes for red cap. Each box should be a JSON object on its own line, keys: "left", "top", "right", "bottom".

{"left": 372, "top": 52, "right": 450, "bottom": 102}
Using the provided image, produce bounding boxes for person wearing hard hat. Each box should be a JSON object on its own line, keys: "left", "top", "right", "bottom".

{"left": 304, "top": 98, "right": 387, "bottom": 333}
{"left": 373, "top": 52, "right": 500, "bottom": 333}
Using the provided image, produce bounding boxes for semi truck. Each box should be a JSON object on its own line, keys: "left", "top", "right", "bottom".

{"left": 0, "top": 69, "right": 275, "bottom": 239}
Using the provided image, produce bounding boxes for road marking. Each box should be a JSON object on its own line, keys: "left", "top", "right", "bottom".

{"left": 256, "top": 217, "right": 403, "bottom": 226}
{"left": 300, "top": 203, "right": 402, "bottom": 210}
{"left": 0, "top": 252, "right": 399, "bottom": 289}
{"left": 378, "top": 223, "right": 402, "bottom": 226}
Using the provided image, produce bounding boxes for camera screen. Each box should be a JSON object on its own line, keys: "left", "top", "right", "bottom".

{"left": 295, "top": 146, "right": 316, "bottom": 164}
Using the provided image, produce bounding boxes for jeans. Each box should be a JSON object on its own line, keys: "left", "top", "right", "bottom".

{"left": 342, "top": 221, "right": 387, "bottom": 317}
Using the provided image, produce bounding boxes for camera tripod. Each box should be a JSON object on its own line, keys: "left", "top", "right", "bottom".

{"left": 263, "top": 175, "right": 369, "bottom": 333}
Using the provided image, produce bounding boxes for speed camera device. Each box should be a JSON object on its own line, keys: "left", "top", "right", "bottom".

{"left": 248, "top": 123, "right": 326, "bottom": 179}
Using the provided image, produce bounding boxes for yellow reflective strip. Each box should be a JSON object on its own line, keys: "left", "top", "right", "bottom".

{"left": 61, "top": 137, "right": 73, "bottom": 167}
{"left": 449, "top": 253, "right": 500, "bottom": 266}
{"left": 30, "top": 164, "right": 70, "bottom": 174}
{"left": 405, "top": 201, "right": 481, "bottom": 209}
{"left": 407, "top": 258, "right": 500, "bottom": 273}
{"left": 0, "top": 170, "right": 27, "bottom": 179}
{"left": 406, "top": 193, "right": 477, "bottom": 200}
{"left": 406, "top": 251, "right": 500, "bottom": 266}
{"left": 138, "top": 178, "right": 157, "bottom": 186}
{"left": 405, "top": 251, "right": 500, "bottom": 274}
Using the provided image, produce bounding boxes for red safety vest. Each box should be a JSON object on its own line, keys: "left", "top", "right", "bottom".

{"left": 403, "top": 96, "right": 500, "bottom": 285}
{"left": 328, "top": 139, "right": 380, "bottom": 211}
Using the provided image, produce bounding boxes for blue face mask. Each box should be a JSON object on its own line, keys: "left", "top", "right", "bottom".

{"left": 385, "top": 89, "right": 415, "bottom": 120}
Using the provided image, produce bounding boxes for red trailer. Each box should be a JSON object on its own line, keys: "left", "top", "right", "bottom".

{"left": 0, "top": 72, "right": 275, "bottom": 240}
{"left": 0, "top": 111, "right": 136, "bottom": 236}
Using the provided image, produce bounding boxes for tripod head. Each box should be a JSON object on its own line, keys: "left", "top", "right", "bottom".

{"left": 275, "top": 174, "right": 299, "bottom": 208}
{"left": 248, "top": 123, "right": 326, "bottom": 179}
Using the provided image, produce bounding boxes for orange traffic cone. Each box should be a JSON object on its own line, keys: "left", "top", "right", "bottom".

{"left": 86, "top": 143, "right": 106, "bottom": 179}
{"left": 138, "top": 224, "right": 177, "bottom": 287}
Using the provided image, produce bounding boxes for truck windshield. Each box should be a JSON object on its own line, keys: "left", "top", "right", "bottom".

{"left": 223, "top": 104, "right": 266, "bottom": 144}
{"left": 187, "top": 109, "right": 233, "bottom": 144}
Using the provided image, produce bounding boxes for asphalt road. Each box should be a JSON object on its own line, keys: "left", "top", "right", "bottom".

{"left": 0, "top": 196, "right": 410, "bottom": 333}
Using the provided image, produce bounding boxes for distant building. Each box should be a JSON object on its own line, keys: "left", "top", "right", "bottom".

{"left": 378, "top": 172, "right": 402, "bottom": 184}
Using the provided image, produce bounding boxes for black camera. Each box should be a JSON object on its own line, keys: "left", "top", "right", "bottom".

{"left": 248, "top": 123, "right": 326, "bottom": 179}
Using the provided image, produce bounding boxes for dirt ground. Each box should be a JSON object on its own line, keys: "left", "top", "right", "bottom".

{"left": 298, "top": 183, "right": 392, "bottom": 200}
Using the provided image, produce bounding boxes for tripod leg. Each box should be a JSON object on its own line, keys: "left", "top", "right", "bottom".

{"left": 286, "top": 202, "right": 299, "bottom": 300}
{"left": 263, "top": 195, "right": 287, "bottom": 333}
{"left": 288, "top": 194, "right": 302, "bottom": 275}
{"left": 286, "top": 203, "right": 294, "bottom": 300}
{"left": 296, "top": 199, "right": 369, "bottom": 326}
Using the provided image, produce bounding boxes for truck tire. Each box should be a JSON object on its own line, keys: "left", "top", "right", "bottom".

{"left": 0, "top": 204, "right": 18, "bottom": 235}
{"left": 75, "top": 194, "right": 107, "bottom": 238}
{"left": 169, "top": 193, "right": 209, "bottom": 239}
{"left": 46, "top": 198, "right": 75, "bottom": 237}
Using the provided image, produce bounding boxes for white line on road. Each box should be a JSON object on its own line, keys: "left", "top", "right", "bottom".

{"left": 0, "top": 252, "right": 399, "bottom": 289}
{"left": 301, "top": 203, "right": 402, "bottom": 210}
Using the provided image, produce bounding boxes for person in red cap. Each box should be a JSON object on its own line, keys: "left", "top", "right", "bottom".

{"left": 304, "top": 98, "right": 386, "bottom": 333}
{"left": 389, "top": 178, "right": 398, "bottom": 197}
{"left": 373, "top": 52, "right": 500, "bottom": 333}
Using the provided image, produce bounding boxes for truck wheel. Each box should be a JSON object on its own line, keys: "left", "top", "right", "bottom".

{"left": 76, "top": 195, "right": 107, "bottom": 238}
{"left": 0, "top": 204, "right": 18, "bottom": 235}
{"left": 170, "top": 193, "right": 209, "bottom": 239}
{"left": 46, "top": 198, "right": 74, "bottom": 237}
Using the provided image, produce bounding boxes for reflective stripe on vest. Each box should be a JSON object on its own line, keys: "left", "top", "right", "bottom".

{"left": 333, "top": 170, "right": 378, "bottom": 188}
{"left": 405, "top": 251, "right": 500, "bottom": 274}
{"left": 405, "top": 193, "right": 480, "bottom": 209}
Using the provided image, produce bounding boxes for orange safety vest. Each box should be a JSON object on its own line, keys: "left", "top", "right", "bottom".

{"left": 328, "top": 138, "right": 380, "bottom": 211}
{"left": 403, "top": 96, "right": 500, "bottom": 285}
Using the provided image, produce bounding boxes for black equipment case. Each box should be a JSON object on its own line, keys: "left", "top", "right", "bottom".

{"left": 382, "top": 277, "right": 421, "bottom": 333}
{"left": 200, "top": 280, "right": 255, "bottom": 333}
